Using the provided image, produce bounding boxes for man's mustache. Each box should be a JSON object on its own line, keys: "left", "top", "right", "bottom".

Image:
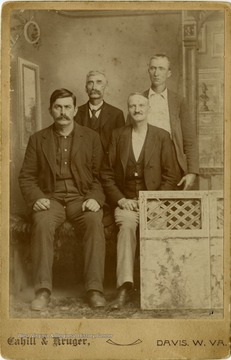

{"left": 134, "top": 112, "right": 143, "bottom": 115}
{"left": 90, "top": 90, "right": 101, "bottom": 95}
{"left": 56, "top": 115, "right": 70, "bottom": 120}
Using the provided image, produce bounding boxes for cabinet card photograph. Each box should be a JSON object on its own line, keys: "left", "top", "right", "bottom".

{"left": 1, "top": 1, "right": 230, "bottom": 359}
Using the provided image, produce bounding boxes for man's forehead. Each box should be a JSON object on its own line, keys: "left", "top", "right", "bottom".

{"left": 87, "top": 74, "right": 106, "bottom": 82}
{"left": 129, "top": 94, "right": 148, "bottom": 104}
{"left": 149, "top": 57, "right": 169, "bottom": 67}
{"left": 53, "top": 97, "right": 74, "bottom": 105}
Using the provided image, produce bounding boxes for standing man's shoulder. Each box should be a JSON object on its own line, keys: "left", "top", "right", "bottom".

{"left": 142, "top": 89, "right": 149, "bottom": 98}
{"left": 148, "top": 124, "right": 172, "bottom": 139}
{"left": 74, "top": 103, "right": 88, "bottom": 125}
{"left": 75, "top": 121, "right": 97, "bottom": 135}
{"left": 167, "top": 88, "right": 186, "bottom": 104}
{"left": 77, "top": 102, "right": 88, "bottom": 112}
{"left": 142, "top": 88, "right": 185, "bottom": 103}
{"left": 75, "top": 122, "right": 102, "bottom": 143}
{"left": 103, "top": 102, "right": 125, "bottom": 130}
{"left": 103, "top": 102, "right": 124, "bottom": 115}
{"left": 110, "top": 124, "right": 131, "bottom": 140}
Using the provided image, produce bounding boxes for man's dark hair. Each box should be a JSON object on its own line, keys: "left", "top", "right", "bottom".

{"left": 49, "top": 88, "right": 76, "bottom": 109}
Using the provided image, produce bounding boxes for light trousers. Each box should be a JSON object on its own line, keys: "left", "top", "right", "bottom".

{"left": 114, "top": 207, "right": 139, "bottom": 288}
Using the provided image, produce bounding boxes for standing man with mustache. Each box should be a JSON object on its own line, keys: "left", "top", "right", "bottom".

{"left": 144, "top": 54, "right": 199, "bottom": 190}
{"left": 101, "top": 93, "right": 181, "bottom": 309}
{"left": 75, "top": 71, "right": 125, "bottom": 154}
{"left": 19, "top": 88, "right": 107, "bottom": 311}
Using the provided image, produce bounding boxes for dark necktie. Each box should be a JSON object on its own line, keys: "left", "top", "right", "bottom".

{"left": 90, "top": 103, "right": 104, "bottom": 120}
{"left": 89, "top": 104, "right": 104, "bottom": 130}
{"left": 91, "top": 109, "right": 98, "bottom": 122}
{"left": 90, "top": 110, "right": 99, "bottom": 130}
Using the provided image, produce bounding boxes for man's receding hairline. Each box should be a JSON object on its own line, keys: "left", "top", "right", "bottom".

{"left": 149, "top": 54, "right": 171, "bottom": 69}
{"left": 127, "top": 92, "right": 149, "bottom": 104}
{"left": 86, "top": 71, "right": 107, "bottom": 83}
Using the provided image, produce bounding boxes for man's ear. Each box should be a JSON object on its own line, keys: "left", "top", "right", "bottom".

{"left": 167, "top": 69, "right": 172, "bottom": 79}
{"left": 74, "top": 106, "right": 78, "bottom": 117}
{"left": 49, "top": 107, "right": 52, "bottom": 116}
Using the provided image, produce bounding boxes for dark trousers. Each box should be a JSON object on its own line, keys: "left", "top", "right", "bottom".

{"left": 31, "top": 198, "right": 105, "bottom": 294}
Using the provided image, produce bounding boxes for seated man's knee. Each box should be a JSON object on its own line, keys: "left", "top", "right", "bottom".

{"left": 32, "top": 211, "right": 49, "bottom": 225}
{"left": 31, "top": 211, "right": 56, "bottom": 232}
{"left": 117, "top": 218, "right": 137, "bottom": 233}
{"left": 83, "top": 210, "right": 103, "bottom": 227}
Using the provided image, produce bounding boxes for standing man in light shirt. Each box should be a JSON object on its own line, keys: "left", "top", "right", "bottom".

{"left": 144, "top": 54, "right": 199, "bottom": 190}
{"left": 75, "top": 70, "right": 125, "bottom": 154}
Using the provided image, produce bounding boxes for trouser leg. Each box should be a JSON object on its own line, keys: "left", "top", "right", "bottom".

{"left": 114, "top": 207, "right": 139, "bottom": 288}
{"left": 31, "top": 200, "right": 65, "bottom": 293}
{"left": 67, "top": 201, "right": 105, "bottom": 293}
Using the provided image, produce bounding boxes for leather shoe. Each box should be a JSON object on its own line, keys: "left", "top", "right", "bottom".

{"left": 87, "top": 290, "right": 106, "bottom": 308}
{"left": 110, "top": 288, "right": 130, "bottom": 310}
{"left": 31, "top": 289, "right": 50, "bottom": 311}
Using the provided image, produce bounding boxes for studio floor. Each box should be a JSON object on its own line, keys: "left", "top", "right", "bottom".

{"left": 10, "top": 282, "right": 223, "bottom": 320}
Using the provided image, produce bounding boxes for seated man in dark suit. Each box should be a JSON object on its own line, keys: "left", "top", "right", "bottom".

{"left": 18, "top": 88, "right": 106, "bottom": 311}
{"left": 101, "top": 93, "right": 181, "bottom": 309}
{"left": 75, "top": 70, "right": 125, "bottom": 153}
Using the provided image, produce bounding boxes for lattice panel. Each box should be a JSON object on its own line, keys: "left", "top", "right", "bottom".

{"left": 217, "top": 198, "right": 224, "bottom": 229}
{"left": 146, "top": 199, "right": 201, "bottom": 230}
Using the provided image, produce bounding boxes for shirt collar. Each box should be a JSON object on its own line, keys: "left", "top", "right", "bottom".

{"left": 53, "top": 123, "right": 75, "bottom": 137}
{"left": 89, "top": 101, "right": 104, "bottom": 111}
{"left": 148, "top": 87, "right": 168, "bottom": 100}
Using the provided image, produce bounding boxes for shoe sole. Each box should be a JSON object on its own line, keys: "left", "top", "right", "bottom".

{"left": 31, "top": 299, "right": 50, "bottom": 311}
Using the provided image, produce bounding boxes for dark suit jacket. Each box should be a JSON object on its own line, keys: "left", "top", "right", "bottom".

{"left": 18, "top": 123, "right": 105, "bottom": 210}
{"left": 143, "top": 89, "right": 199, "bottom": 175}
{"left": 75, "top": 101, "right": 125, "bottom": 153}
{"left": 100, "top": 124, "right": 181, "bottom": 206}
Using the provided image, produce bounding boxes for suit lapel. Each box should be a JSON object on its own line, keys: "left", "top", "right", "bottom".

{"left": 81, "top": 103, "right": 89, "bottom": 125}
{"left": 118, "top": 125, "right": 156, "bottom": 170}
{"left": 99, "top": 102, "right": 109, "bottom": 129}
{"left": 118, "top": 126, "right": 131, "bottom": 176}
{"left": 98, "top": 102, "right": 110, "bottom": 150}
{"left": 41, "top": 126, "right": 56, "bottom": 177}
{"left": 142, "top": 89, "right": 149, "bottom": 98}
{"left": 144, "top": 125, "right": 157, "bottom": 166}
{"left": 71, "top": 123, "right": 84, "bottom": 160}
{"left": 167, "top": 89, "right": 178, "bottom": 131}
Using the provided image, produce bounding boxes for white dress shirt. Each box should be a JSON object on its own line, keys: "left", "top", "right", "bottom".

{"left": 132, "top": 128, "right": 147, "bottom": 161}
{"left": 89, "top": 101, "right": 104, "bottom": 118}
{"left": 147, "top": 88, "right": 171, "bottom": 135}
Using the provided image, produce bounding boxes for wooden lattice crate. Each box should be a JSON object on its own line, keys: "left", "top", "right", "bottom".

{"left": 139, "top": 190, "right": 224, "bottom": 310}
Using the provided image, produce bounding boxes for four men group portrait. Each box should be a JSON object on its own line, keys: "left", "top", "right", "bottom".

{"left": 18, "top": 54, "right": 198, "bottom": 311}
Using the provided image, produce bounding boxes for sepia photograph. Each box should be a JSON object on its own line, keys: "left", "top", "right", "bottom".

{"left": 1, "top": 2, "right": 230, "bottom": 359}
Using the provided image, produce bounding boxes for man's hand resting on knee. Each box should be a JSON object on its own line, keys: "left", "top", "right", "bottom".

{"left": 33, "top": 198, "right": 51, "bottom": 211}
{"left": 82, "top": 199, "right": 100, "bottom": 212}
{"left": 118, "top": 198, "right": 139, "bottom": 211}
